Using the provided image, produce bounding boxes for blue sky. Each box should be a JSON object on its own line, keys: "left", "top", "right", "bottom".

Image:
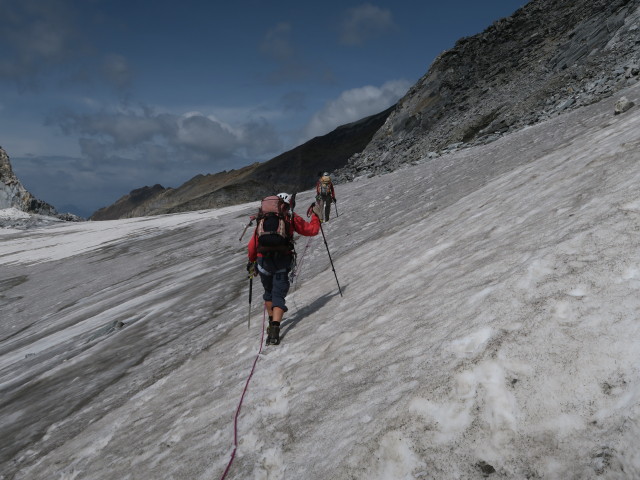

{"left": 0, "top": 0, "right": 523, "bottom": 217}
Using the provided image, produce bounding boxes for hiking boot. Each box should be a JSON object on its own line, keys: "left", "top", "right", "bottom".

{"left": 267, "top": 320, "right": 280, "bottom": 345}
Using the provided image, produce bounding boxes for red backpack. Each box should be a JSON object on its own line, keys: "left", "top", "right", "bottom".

{"left": 255, "top": 196, "right": 293, "bottom": 253}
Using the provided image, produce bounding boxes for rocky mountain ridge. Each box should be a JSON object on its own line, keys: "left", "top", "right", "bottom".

{"left": 0, "top": 147, "right": 81, "bottom": 227}
{"left": 90, "top": 107, "right": 393, "bottom": 220}
{"left": 335, "top": 0, "right": 640, "bottom": 180}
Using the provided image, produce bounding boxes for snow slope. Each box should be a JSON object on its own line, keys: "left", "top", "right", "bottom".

{"left": 2, "top": 83, "right": 640, "bottom": 479}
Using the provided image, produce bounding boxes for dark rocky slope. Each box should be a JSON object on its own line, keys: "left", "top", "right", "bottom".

{"left": 336, "top": 0, "right": 640, "bottom": 180}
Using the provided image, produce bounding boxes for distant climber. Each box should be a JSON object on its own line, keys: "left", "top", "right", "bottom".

{"left": 247, "top": 193, "right": 321, "bottom": 345}
{"left": 315, "top": 172, "right": 336, "bottom": 222}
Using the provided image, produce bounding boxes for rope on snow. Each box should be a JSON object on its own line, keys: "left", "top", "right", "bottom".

{"left": 219, "top": 307, "right": 267, "bottom": 479}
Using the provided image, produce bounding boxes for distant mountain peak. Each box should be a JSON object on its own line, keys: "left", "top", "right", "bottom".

{"left": 0, "top": 146, "right": 58, "bottom": 216}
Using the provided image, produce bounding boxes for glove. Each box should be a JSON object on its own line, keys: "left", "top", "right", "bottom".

{"left": 332, "top": 198, "right": 336, "bottom": 203}
{"left": 307, "top": 202, "right": 322, "bottom": 218}
{"left": 246, "top": 261, "right": 256, "bottom": 275}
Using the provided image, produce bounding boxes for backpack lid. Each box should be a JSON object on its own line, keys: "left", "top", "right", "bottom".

{"left": 260, "top": 195, "right": 287, "bottom": 215}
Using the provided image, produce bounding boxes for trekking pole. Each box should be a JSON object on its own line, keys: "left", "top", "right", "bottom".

{"left": 333, "top": 200, "right": 339, "bottom": 218}
{"left": 247, "top": 273, "right": 253, "bottom": 329}
{"left": 319, "top": 223, "right": 343, "bottom": 297}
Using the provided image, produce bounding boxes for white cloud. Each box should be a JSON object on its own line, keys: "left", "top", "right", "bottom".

{"left": 102, "top": 54, "right": 133, "bottom": 90}
{"left": 0, "top": 1, "right": 134, "bottom": 92}
{"left": 176, "top": 114, "right": 238, "bottom": 156}
{"left": 302, "top": 80, "right": 411, "bottom": 140}
{"left": 339, "top": 3, "right": 396, "bottom": 46}
{"left": 0, "top": 0, "right": 81, "bottom": 85}
{"left": 259, "top": 22, "right": 312, "bottom": 83}
{"left": 239, "top": 118, "right": 282, "bottom": 157}
{"left": 53, "top": 110, "right": 169, "bottom": 148}
{"left": 43, "top": 104, "right": 285, "bottom": 187}
{"left": 260, "top": 22, "right": 295, "bottom": 62}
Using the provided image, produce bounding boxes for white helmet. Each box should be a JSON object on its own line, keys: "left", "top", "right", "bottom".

{"left": 323, "top": 172, "right": 329, "bottom": 176}
{"left": 277, "top": 192, "right": 292, "bottom": 204}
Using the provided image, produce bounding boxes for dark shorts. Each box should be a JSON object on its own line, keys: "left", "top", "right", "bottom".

{"left": 316, "top": 194, "right": 332, "bottom": 221}
{"left": 257, "top": 255, "right": 293, "bottom": 312}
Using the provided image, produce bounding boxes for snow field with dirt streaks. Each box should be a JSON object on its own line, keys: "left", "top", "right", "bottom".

{"left": 2, "top": 83, "right": 640, "bottom": 479}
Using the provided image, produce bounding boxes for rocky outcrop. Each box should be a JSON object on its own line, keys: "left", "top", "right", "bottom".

{"left": 0, "top": 147, "right": 57, "bottom": 215}
{"left": 336, "top": 0, "right": 640, "bottom": 181}
{"left": 614, "top": 96, "right": 635, "bottom": 114}
{"left": 0, "top": 147, "right": 82, "bottom": 223}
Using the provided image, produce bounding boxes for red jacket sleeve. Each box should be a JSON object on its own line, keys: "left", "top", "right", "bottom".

{"left": 293, "top": 213, "right": 320, "bottom": 236}
{"left": 248, "top": 214, "right": 318, "bottom": 260}
{"left": 247, "top": 230, "right": 258, "bottom": 262}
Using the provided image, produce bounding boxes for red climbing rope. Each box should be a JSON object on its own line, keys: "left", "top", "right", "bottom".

{"left": 220, "top": 307, "right": 267, "bottom": 479}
